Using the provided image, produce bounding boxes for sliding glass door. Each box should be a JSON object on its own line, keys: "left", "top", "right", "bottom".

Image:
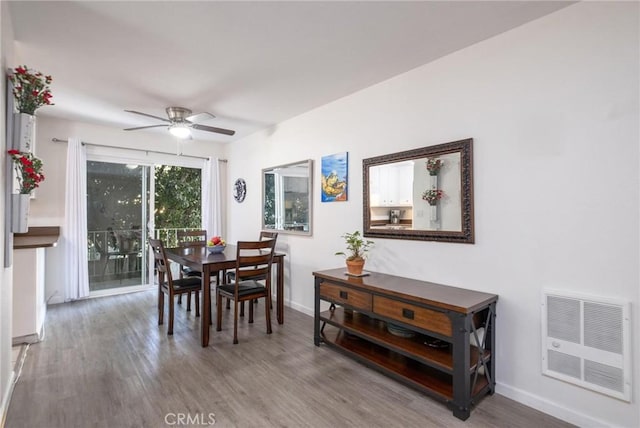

{"left": 85, "top": 150, "right": 204, "bottom": 294}
{"left": 87, "top": 161, "right": 150, "bottom": 292}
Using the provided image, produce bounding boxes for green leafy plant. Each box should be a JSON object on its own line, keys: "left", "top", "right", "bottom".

{"left": 335, "top": 231, "right": 374, "bottom": 261}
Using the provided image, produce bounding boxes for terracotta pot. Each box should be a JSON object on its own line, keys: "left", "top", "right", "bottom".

{"left": 346, "top": 258, "right": 365, "bottom": 275}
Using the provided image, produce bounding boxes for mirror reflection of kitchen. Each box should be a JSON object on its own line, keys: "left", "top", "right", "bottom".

{"left": 369, "top": 152, "right": 461, "bottom": 231}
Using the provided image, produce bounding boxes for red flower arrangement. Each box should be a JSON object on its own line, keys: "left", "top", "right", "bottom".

{"left": 422, "top": 189, "right": 444, "bottom": 206}
{"left": 426, "top": 158, "right": 443, "bottom": 176}
{"left": 7, "top": 149, "right": 45, "bottom": 194}
{"left": 8, "top": 65, "right": 54, "bottom": 115}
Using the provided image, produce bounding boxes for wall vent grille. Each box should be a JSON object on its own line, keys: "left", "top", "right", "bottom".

{"left": 542, "top": 290, "right": 631, "bottom": 401}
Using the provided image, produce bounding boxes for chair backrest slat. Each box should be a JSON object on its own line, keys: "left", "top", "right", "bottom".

{"left": 177, "top": 230, "right": 207, "bottom": 248}
{"left": 149, "top": 238, "right": 173, "bottom": 285}
{"left": 234, "top": 239, "right": 276, "bottom": 284}
{"left": 259, "top": 231, "right": 278, "bottom": 241}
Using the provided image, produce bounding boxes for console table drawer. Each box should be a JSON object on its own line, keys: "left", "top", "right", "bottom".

{"left": 373, "top": 296, "right": 452, "bottom": 337}
{"left": 319, "top": 282, "right": 372, "bottom": 311}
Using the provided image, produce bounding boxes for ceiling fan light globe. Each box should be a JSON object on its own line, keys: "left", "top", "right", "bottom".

{"left": 169, "top": 124, "right": 191, "bottom": 139}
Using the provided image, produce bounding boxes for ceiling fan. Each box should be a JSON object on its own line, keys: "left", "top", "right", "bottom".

{"left": 123, "top": 107, "right": 235, "bottom": 138}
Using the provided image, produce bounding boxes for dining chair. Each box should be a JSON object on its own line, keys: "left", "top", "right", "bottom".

{"left": 150, "top": 238, "right": 203, "bottom": 335}
{"left": 176, "top": 230, "right": 207, "bottom": 310}
{"left": 225, "top": 231, "right": 278, "bottom": 314}
{"left": 216, "top": 239, "right": 277, "bottom": 344}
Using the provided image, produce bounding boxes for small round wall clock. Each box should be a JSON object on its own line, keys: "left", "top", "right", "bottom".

{"left": 233, "top": 178, "right": 247, "bottom": 203}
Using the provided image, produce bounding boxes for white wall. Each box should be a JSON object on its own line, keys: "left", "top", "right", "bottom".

{"left": 226, "top": 3, "right": 639, "bottom": 427}
{"left": 0, "top": 1, "right": 16, "bottom": 423}
{"left": 29, "top": 116, "right": 227, "bottom": 303}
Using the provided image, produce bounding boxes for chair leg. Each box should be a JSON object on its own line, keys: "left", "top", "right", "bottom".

{"left": 240, "top": 302, "right": 245, "bottom": 317}
{"left": 265, "top": 295, "right": 272, "bottom": 335}
{"left": 158, "top": 291, "right": 164, "bottom": 325}
{"left": 249, "top": 300, "right": 254, "bottom": 323}
{"left": 223, "top": 272, "right": 231, "bottom": 311}
{"left": 178, "top": 294, "right": 182, "bottom": 305}
{"left": 211, "top": 271, "right": 222, "bottom": 325}
{"left": 195, "top": 292, "right": 200, "bottom": 317}
{"left": 233, "top": 299, "right": 239, "bottom": 344}
{"left": 168, "top": 294, "right": 174, "bottom": 335}
{"left": 186, "top": 291, "right": 191, "bottom": 312}
{"left": 216, "top": 291, "right": 222, "bottom": 332}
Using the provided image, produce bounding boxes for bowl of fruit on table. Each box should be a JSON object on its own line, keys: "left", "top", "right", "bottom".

{"left": 207, "top": 236, "right": 226, "bottom": 254}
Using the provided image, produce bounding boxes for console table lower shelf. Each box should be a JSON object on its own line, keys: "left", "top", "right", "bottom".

{"left": 313, "top": 268, "right": 498, "bottom": 421}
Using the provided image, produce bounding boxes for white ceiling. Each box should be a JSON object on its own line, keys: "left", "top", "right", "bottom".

{"left": 7, "top": 1, "right": 571, "bottom": 143}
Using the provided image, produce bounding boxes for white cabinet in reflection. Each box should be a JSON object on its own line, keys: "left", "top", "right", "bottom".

{"left": 370, "top": 162, "right": 413, "bottom": 207}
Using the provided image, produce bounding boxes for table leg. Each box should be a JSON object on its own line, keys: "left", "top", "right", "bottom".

{"left": 201, "top": 267, "right": 211, "bottom": 347}
{"left": 277, "top": 256, "right": 284, "bottom": 324}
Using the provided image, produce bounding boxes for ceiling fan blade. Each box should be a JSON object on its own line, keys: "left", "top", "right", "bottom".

{"left": 185, "top": 112, "right": 215, "bottom": 123}
{"left": 124, "top": 110, "right": 170, "bottom": 123}
{"left": 124, "top": 124, "right": 167, "bottom": 131}
{"left": 191, "top": 123, "right": 236, "bottom": 136}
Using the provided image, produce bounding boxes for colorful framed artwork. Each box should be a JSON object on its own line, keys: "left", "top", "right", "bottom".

{"left": 321, "top": 152, "right": 348, "bottom": 202}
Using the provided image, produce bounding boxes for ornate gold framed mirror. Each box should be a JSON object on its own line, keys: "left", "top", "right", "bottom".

{"left": 363, "top": 138, "right": 474, "bottom": 243}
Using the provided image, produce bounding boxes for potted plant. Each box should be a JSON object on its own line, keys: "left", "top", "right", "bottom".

{"left": 335, "top": 231, "right": 374, "bottom": 275}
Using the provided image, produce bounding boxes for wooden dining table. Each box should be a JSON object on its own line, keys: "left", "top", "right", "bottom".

{"left": 163, "top": 244, "right": 286, "bottom": 347}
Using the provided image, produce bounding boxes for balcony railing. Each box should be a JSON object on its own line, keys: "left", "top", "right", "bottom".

{"left": 88, "top": 228, "right": 200, "bottom": 282}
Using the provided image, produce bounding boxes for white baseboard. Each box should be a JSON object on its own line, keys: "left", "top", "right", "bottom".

{"left": 496, "top": 383, "right": 611, "bottom": 427}
{"left": 0, "top": 370, "right": 17, "bottom": 428}
{"left": 12, "top": 322, "right": 44, "bottom": 346}
{"left": 11, "top": 333, "right": 39, "bottom": 346}
{"left": 287, "top": 299, "right": 313, "bottom": 317}
{"left": 47, "top": 295, "right": 64, "bottom": 305}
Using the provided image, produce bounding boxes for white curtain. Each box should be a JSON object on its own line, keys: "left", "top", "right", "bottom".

{"left": 63, "top": 138, "right": 90, "bottom": 301}
{"left": 202, "top": 157, "right": 222, "bottom": 238}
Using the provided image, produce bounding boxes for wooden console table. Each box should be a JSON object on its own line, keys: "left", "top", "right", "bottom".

{"left": 313, "top": 268, "right": 498, "bottom": 421}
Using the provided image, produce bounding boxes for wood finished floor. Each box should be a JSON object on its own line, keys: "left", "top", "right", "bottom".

{"left": 6, "top": 290, "right": 575, "bottom": 428}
